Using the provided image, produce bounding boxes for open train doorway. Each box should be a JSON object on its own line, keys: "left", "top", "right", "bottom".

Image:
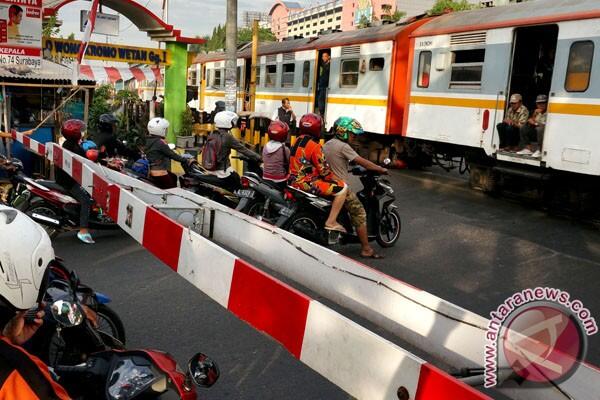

{"left": 314, "top": 48, "right": 332, "bottom": 119}
{"left": 507, "top": 25, "right": 558, "bottom": 112}
{"left": 243, "top": 58, "right": 252, "bottom": 111}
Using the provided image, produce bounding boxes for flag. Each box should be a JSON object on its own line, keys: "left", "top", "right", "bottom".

{"left": 72, "top": 0, "right": 100, "bottom": 86}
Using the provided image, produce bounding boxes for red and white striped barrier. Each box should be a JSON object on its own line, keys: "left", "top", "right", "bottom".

{"left": 79, "top": 65, "right": 162, "bottom": 83}
{"left": 11, "top": 133, "right": 492, "bottom": 400}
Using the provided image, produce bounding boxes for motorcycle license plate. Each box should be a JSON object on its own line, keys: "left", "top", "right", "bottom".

{"left": 235, "top": 189, "right": 255, "bottom": 199}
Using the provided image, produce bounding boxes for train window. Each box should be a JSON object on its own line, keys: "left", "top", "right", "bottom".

{"left": 417, "top": 51, "right": 432, "bottom": 88}
{"left": 256, "top": 66, "right": 261, "bottom": 86}
{"left": 282, "top": 63, "right": 295, "bottom": 88}
{"left": 265, "top": 65, "right": 277, "bottom": 87}
{"left": 214, "top": 69, "right": 222, "bottom": 87}
{"left": 340, "top": 59, "right": 360, "bottom": 87}
{"left": 370, "top": 58, "right": 385, "bottom": 71}
{"left": 565, "top": 41, "right": 594, "bottom": 92}
{"left": 449, "top": 49, "right": 485, "bottom": 89}
{"left": 302, "top": 61, "right": 311, "bottom": 87}
{"left": 237, "top": 66, "right": 241, "bottom": 88}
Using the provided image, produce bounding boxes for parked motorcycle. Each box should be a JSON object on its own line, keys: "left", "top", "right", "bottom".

{"left": 279, "top": 163, "right": 401, "bottom": 248}
{"left": 0, "top": 155, "right": 119, "bottom": 239}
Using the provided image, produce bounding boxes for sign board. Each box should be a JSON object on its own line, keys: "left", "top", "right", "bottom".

{"left": 0, "top": 0, "right": 42, "bottom": 68}
{"left": 43, "top": 37, "right": 171, "bottom": 65}
{"left": 80, "top": 10, "right": 119, "bottom": 37}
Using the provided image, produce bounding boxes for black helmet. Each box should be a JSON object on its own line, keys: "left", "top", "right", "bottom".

{"left": 98, "top": 113, "right": 118, "bottom": 133}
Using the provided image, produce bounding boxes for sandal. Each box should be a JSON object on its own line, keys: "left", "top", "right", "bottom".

{"left": 361, "top": 251, "right": 384, "bottom": 259}
{"left": 77, "top": 232, "right": 95, "bottom": 244}
{"left": 325, "top": 223, "right": 347, "bottom": 233}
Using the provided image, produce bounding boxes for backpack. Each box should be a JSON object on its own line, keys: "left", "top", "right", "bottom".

{"left": 202, "top": 131, "right": 223, "bottom": 171}
{"left": 131, "top": 158, "right": 150, "bottom": 178}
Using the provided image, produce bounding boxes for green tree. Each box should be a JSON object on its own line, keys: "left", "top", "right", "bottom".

{"left": 237, "top": 27, "right": 276, "bottom": 44}
{"left": 89, "top": 84, "right": 113, "bottom": 133}
{"left": 429, "top": 0, "right": 474, "bottom": 15}
{"left": 390, "top": 10, "right": 407, "bottom": 22}
{"left": 42, "top": 15, "right": 60, "bottom": 37}
{"left": 357, "top": 15, "right": 371, "bottom": 29}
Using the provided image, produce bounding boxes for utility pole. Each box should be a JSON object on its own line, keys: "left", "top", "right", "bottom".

{"left": 162, "top": 0, "right": 169, "bottom": 23}
{"left": 225, "top": 0, "right": 237, "bottom": 112}
{"left": 248, "top": 19, "right": 259, "bottom": 135}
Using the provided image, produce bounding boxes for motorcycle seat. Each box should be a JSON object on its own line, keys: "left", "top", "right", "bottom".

{"left": 35, "top": 180, "right": 68, "bottom": 194}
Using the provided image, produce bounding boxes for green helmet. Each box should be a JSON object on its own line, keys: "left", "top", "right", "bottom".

{"left": 332, "top": 117, "right": 364, "bottom": 141}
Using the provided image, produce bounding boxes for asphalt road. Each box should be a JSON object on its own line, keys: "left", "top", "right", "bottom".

{"left": 341, "top": 167, "right": 600, "bottom": 366}
{"left": 52, "top": 231, "right": 351, "bottom": 400}
{"left": 52, "top": 166, "right": 600, "bottom": 399}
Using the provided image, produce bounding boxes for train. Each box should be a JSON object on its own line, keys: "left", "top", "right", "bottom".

{"left": 191, "top": 0, "right": 600, "bottom": 213}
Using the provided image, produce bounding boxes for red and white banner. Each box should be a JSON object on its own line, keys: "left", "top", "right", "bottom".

{"left": 72, "top": 0, "right": 99, "bottom": 85}
{"left": 78, "top": 64, "right": 162, "bottom": 83}
{"left": 0, "top": 0, "right": 41, "bottom": 68}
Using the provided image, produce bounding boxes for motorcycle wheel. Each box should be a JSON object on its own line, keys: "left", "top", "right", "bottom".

{"left": 96, "top": 304, "right": 126, "bottom": 344}
{"left": 376, "top": 208, "right": 401, "bottom": 248}
{"left": 284, "top": 212, "right": 324, "bottom": 245}
{"left": 25, "top": 201, "right": 60, "bottom": 239}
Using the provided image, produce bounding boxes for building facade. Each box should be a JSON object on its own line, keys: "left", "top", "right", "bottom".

{"left": 269, "top": 1, "right": 304, "bottom": 41}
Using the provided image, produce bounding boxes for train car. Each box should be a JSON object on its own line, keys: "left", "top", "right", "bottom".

{"left": 405, "top": 0, "right": 600, "bottom": 200}
{"left": 193, "top": 0, "right": 600, "bottom": 210}
{"left": 193, "top": 18, "right": 430, "bottom": 135}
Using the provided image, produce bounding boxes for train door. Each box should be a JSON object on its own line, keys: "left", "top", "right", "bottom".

{"left": 503, "top": 25, "right": 558, "bottom": 156}
{"left": 243, "top": 59, "right": 252, "bottom": 111}
{"left": 314, "top": 48, "right": 332, "bottom": 118}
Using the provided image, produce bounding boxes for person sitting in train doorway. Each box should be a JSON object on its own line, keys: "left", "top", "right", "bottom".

{"left": 497, "top": 93, "right": 528, "bottom": 151}
{"left": 517, "top": 94, "right": 548, "bottom": 158}
{"left": 323, "top": 117, "right": 388, "bottom": 259}
{"left": 316, "top": 52, "right": 331, "bottom": 117}
{"left": 289, "top": 113, "right": 348, "bottom": 233}
{"left": 272, "top": 98, "right": 297, "bottom": 134}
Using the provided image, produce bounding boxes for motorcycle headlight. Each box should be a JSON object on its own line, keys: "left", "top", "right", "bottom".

{"left": 108, "top": 358, "right": 157, "bottom": 400}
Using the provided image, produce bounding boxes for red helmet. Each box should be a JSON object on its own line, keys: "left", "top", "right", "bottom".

{"left": 61, "top": 119, "right": 86, "bottom": 141}
{"left": 298, "top": 113, "right": 322, "bottom": 139}
{"left": 267, "top": 121, "right": 289, "bottom": 142}
{"left": 85, "top": 149, "right": 99, "bottom": 162}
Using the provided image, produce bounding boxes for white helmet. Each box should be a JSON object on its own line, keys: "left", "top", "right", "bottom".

{"left": 0, "top": 206, "right": 54, "bottom": 310}
{"left": 148, "top": 117, "right": 170, "bottom": 137}
{"left": 214, "top": 111, "right": 239, "bottom": 130}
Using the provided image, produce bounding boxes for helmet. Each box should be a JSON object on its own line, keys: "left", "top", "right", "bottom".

{"left": 214, "top": 111, "right": 239, "bottom": 130}
{"left": 0, "top": 205, "right": 54, "bottom": 310}
{"left": 298, "top": 113, "right": 322, "bottom": 139}
{"left": 332, "top": 117, "right": 364, "bottom": 141}
{"left": 267, "top": 121, "right": 289, "bottom": 142}
{"left": 81, "top": 140, "right": 97, "bottom": 152}
{"left": 61, "top": 119, "right": 86, "bottom": 141}
{"left": 148, "top": 117, "right": 170, "bottom": 137}
{"left": 215, "top": 101, "right": 226, "bottom": 110}
{"left": 98, "top": 113, "right": 118, "bottom": 133}
{"left": 86, "top": 149, "right": 99, "bottom": 162}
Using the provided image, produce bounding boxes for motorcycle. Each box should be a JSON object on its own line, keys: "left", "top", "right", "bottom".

{"left": 54, "top": 349, "right": 219, "bottom": 399}
{"left": 24, "top": 258, "right": 126, "bottom": 368}
{"left": 279, "top": 162, "right": 401, "bottom": 248}
{"left": 0, "top": 155, "right": 119, "bottom": 239}
{"left": 179, "top": 155, "right": 262, "bottom": 209}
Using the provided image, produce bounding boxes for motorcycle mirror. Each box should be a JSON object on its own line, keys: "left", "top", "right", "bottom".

{"left": 50, "top": 300, "right": 84, "bottom": 327}
{"left": 187, "top": 353, "right": 220, "bottom": 388}
{"left": 383, "top": 158, "right": 392, "bottom": 166}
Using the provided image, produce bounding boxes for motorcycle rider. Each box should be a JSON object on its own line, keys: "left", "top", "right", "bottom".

{"left": 289, "top": 113, "right": 347, "bottom": 232}
{"left": 323, "top": 117, "right": 388, "bottom": 258}
{"left": 93, "top": 114, "right": 140, "bottom": 162}
{"left": 262, "top": 120, "right": 290, "bottom": 190}
{"left": 55, "top": 119, "right": 95, "bottom": 244}
{"left": 0, "top": 206, "right": 71, "bottom": 399}
{"left": 145, "top": 117, "right": 193, "bottom": 189}
{"left": 205, "top": 111, "right": 261, "bottom": 193}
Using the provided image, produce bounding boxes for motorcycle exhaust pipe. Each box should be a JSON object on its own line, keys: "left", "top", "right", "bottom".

{"left": 30, "top": 213, "right": 61, "bottom": 227}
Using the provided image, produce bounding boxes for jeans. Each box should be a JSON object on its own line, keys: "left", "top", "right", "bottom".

{"left": 520, "top": 124, "right": 545, "bottom": 148}
{"left": 497, "top": 123, "right": 520, "bottom": 148}
{"left": 316, "top": 88, "right": 327, "bottom": 116}
{"left": 69, "top": 184, "right": 91, "bottom": 229}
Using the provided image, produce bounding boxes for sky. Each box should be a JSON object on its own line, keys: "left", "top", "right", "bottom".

{"left": 56, "top": 0, "right": 281, "bottom": 47}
